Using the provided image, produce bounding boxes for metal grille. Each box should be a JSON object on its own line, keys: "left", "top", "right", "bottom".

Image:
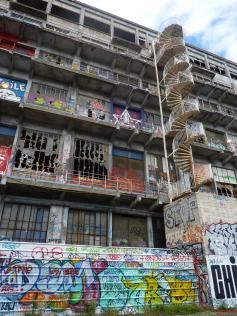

{"left": 39, "top": 51, "right": 72, "bottom": 68}
{"left": 31, "top": 82, "right": 67, "bottom": 100}
{"left": 14, "top": 128, "right": 60, "bottom": 173}
{"left": 66, "top": 209, "right": 107, "bottom": 245}
{"left": 73, "top": 139, "right": 108, "bottom": 179}
{"left": 0, "top": 203, "right": 49, "bottom": 242}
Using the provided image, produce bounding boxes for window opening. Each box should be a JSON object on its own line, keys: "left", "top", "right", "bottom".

{"left": 17, "top": 0, "right": 47, "bottom": 11}
{"left": 66, "top": 209, "right": 107, "bottom": 245}
{"left": 209, "top": 63, "right": 226, "bottom": 75}
{"left": 51, "top": 5, "right": 80, "bottom": 23}
{"left": 84, "top": 16, "right": 110, "bottom": 34}
{"left": 14, "top": 128, "right": 60, "bottom": 173}
{"left": 0, "top": 203, "right": 49, "bottom": 242}
{"left": 73, "top": 139, "right": 108, "bottom": 180}
{"left": 114, "top": 27, "right": 135, "bottom": 43}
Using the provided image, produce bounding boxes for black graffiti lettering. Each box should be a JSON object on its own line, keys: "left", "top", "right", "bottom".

{"left": 211, "top": 265, "right": 225, "bottom": 299}
{"left": 222, "top": 265, "right": 236, "bottom": 298}
{"left": 164, "top": 208, "right": 174, "bottom": 228}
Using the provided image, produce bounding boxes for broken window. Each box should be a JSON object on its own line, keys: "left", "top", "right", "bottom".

{"left": 28, "top": 82, "right": 67, "bottom": 109}
{"left": 230, "top": 72, "right": 237, "bottom": 81}
{"left": 78, "top": 94, "right": 109, "bottom": 121}
{"left": 0, "top": 203, "right": 49, "bottom": 242}
{"left": 14, "top": 128, "right": 60, "bottom": 173}
{"left": 114, "top": 27, "right": 135, "bottom": 43}
{"left": 112, "top": 214, "right": 147, "bottom": 247}
{"left": 66, "top": 209, "right": 108, "bottom": 246}
{"left": 51, "top": 5, "right": 80, "bottom": 23}
{"left": 189, "top": 55, "right": 206, "bottom": 68}
{"left": 209, "top": 63, "right": 226, "bottom": 75}
{"left": 73, "top": 139, "right": 108, "bottom": 180}
{"left": 84, "top": 16, "right": 110, "bottom": 34}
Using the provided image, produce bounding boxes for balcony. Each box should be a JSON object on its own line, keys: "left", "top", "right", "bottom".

{"left": 26, "top": 92, "right": 162, "bottom": 141}
{"left": 6, "top": 166, "right": 169, "bottom": 205}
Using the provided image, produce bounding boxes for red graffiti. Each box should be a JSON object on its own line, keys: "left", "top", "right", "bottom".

{"left": 31, "top": 247, "right": 63, "bottom": 259}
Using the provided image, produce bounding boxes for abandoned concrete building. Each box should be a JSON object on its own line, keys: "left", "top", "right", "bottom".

{"left": 0, "top": 0, "right": 237, "bottom": 311}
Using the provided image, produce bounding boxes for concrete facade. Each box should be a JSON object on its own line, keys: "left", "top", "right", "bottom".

{"left": 0, "top": 0, "right": 237, "bottom": 311}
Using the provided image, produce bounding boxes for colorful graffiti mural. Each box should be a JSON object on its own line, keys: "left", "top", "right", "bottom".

{"left": 0, "top": 242, "right": 198, "bottom": 314}
{"left": 0, "top": 77, "right": 26, "bottom": 102}
{"left": 206, "top": 255, "right": 237, "bottom": 308}
{"left": 28, "top": 92, "right": 66, "bottom": 110}
{"left": 0, "top": 146, "right": 11, "bottom": 175}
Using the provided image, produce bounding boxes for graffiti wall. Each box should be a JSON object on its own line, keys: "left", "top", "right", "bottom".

{"left": 0, "top": 242, "right": 198, "bottom": 315}
{"left": 0, "top": 77, "right": 26, "bottom": 102}
{"left": 164, "top": 194, "right": 202, "bottom": 248}
{"left": 206, "top": 255, "right": 237, "bottom": 308}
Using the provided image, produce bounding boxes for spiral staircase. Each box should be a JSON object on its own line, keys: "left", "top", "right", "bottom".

{"left": 155, "top": 23, "right": 206, "bottom": 197}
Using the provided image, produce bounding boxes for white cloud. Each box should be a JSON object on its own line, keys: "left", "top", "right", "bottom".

{"left": 81, "top": 0, "right": 237, "bottom": 62}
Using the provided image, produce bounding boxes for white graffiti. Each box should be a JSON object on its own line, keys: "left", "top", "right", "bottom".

{"left": 205, "top": 223, "right": 237, "bottom": 256}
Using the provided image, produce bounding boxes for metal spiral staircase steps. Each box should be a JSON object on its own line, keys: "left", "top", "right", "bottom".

{"left": 164, "top": 53, "right": 190, "bottom": 84}
{"left": 155, "top": 24, "right": 185, "bottom": 66}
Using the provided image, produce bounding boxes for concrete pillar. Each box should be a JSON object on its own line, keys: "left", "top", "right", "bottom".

{"left": 79, "top": 7, "right": 85, "bottom": 26}
{"left": 58, "top": 131, "right": 72, "bottom": 183}
{"left": 22, "top": 79, "right": 32, "bottom": 105}
{"left": 203, "top": 54, "right": 210, "bottom": 69}
{"left": 107, "top": 211, "right": 112, "bottom": 246}
{"left": 147, "top": 215, "right": 154, "bottom": 248}
{"left": 47, "top": 206, "right": 69, "bottom": 243}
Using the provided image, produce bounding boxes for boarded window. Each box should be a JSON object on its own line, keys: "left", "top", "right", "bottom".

{"left": 66, "top": 209, "right": 107, "bottom": 245}
{"left": 14, "top": 128, "right": 60, "bottom": 173}
{"left": 73, "top": 139, "right": 108, "bottom": 179}
{"left": 0, "top": 203, "right": 49, "bottom": 242}
{"left": 84, "top": 16, "right": 110, "bottom": 34}
{"left": 111, "top": 148, "right": 144, "bottom": 190}
{"left": 112, "top": 214, "right": 147, "bottom": 247}
{"left": 114, "top": 27, "right": 135, "bottom": 43}
{"left": 0, "top": 125, "right": 16, "bottom": 146}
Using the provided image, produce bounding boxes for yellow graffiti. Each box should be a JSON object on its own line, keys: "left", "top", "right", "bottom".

{"left": 166, "top": 276, "right": 195, "bottom": 304}
{"left": 122, "top": 273, "right": 195, "bottom": 306}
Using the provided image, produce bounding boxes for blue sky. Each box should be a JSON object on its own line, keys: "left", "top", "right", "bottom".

{"left": 81, "top": 0, "right": 237, "bottom": 63}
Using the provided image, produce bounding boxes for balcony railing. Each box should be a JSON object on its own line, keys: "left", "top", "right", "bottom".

{"left": 27, "top": 92, "right": 162, "bottom": 135}
{"left": 198, "top": 98, "right": 237, "bottom": 118}
{"left": 8, "top": 166, "right": 168, "bottom": 198}
{"left": 193, "top": 73, "right": 237, "bottom": 95}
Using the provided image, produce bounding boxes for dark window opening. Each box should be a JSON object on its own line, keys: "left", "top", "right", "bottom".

{"left": 139, "top": 37, "right": 146, "bottom": 48}
{"left": 217, "top": 186, "right": 232, "bottom": 197}
{"left": 209, "top": 63, "right": 226, "bottom": 75}
{"left": 231, "top": 72, "right": 237, "bottom": 80}
{"left": 73, "top": 139, "right": 108, "bottom": 180}
{"left": 51, "top": 5, "right": 80, "bottom": 23}
{"left": 66, "top": 209, "right": 107, "bottom": 246}
{"left": 114, "top": 27, "right": 135, "bottom": 43}
{"left": 189, "top": 57, "right": 206, "bottom": 68}
{"left": 84, "top": 16, "right": 110, "bottom": 34}
{"left": 152, "top": 217, "right": 166, "bottom": 248}
{"left": 14, "top": 129, "right": 59, "bottom": 173}
{"left": 0, "top": 203, "right": 49, "bottom": 242}
{"left": 17, "top": 0, "right": 47, "bottom": 11}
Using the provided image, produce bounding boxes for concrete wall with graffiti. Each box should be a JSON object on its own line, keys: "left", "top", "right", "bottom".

{"left": 164, "top": 192, "right": 237, "bottom": 307}
{"left": 206, "top": 255, "right": 237, "bottom": 308}
{"left": 0, "top": 242, "right": 198, "bottom": 315}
